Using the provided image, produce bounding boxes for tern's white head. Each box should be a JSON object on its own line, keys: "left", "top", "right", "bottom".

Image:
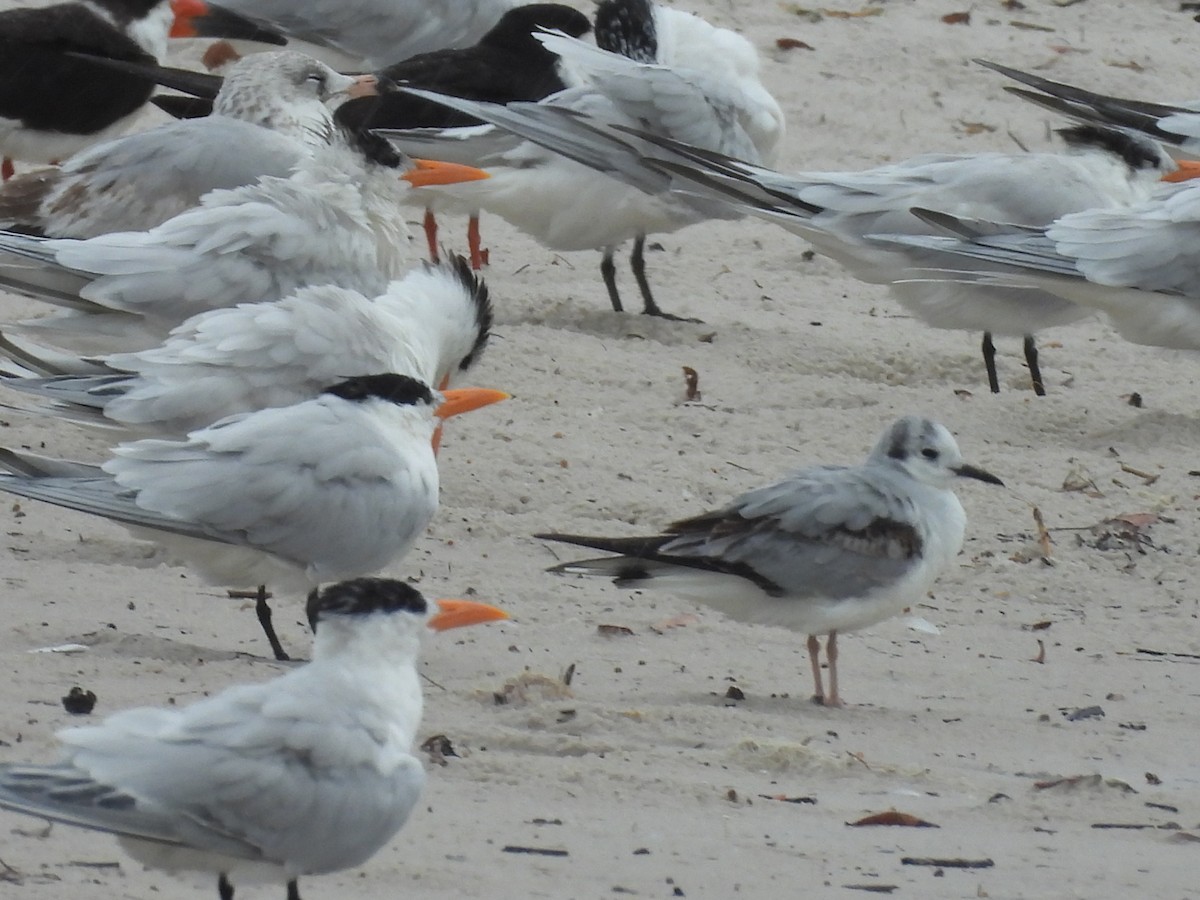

{"left": 869, "top": 416, "right": 1003, "bottom": 490}
{"left": 307, "top": 577, "right": 508, "bottom": 661}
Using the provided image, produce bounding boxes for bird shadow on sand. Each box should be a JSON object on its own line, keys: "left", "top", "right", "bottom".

{"left": 502, "top": 300, "right": 714, "bottom": 345}
{"left": 73, "top": 629, "right": 296, "bottom": 664}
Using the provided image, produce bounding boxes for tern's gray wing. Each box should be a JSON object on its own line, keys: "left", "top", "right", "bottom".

{"left": 0, "top": 760, "right": 263, "bottom": 860}
{"left": 0, "top": 372, "right": 129, "bottom": 427}
{"left": 0, "top": 472, "right": 243, "bottom": 544}
{"left": 0, "top": 677, "right": 425, "bottom": 870}
{"left": 880, "top": 188, "right": 1200, "bottom": 296}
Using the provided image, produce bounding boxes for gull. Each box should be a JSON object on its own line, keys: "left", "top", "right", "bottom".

{"left": 537, "top": 416, "right": 1002, "bottom": 708}
{"left": 0, "top": 102, "right": 490, "bottom": 356}
{"left": 976, "top": 58, "right": 1200, "bottom": 161}
{"left": 0, "top": 576, "right": 508, "bottom": 900}
{"left": 869, "top": 190, "right": 1200, "bottom": 352}
{"left": 0, "top": 373, "right": 509, "bottom": 659}
{"left": 174, "top": 0, "right": 516, "bottom": 70}
{"left": 0, "top": 51, "right": 377, "bottom": 239}
{"left": 0, "top": 254, "right": 494, "bottom": 437}
{"left": 381, "top": 0, "right": 784, "bottom": 320}
{"left": 411, "top": 99, "right": 1192, "bottom": 391}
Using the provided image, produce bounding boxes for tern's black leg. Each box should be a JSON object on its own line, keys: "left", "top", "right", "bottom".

{"left": 1023, "top": 334, "right": 1046, "bottom": 396}
{"left": 218, "top": 873, "right": 234, "bottom": 900}
{"left": 255, "top": 585, "right": 290, "bottom": 661}
{"left": 286, "top": 879, "right": 301, "bottom": 900}
{"left": 600, "top": 248, "right": 623, "bottom": 312}
{"left": 981, "top": 332, "right": 1000, "bottom": 394}
{"left": 631, "top": 236, "right": 700, "bottom": 322}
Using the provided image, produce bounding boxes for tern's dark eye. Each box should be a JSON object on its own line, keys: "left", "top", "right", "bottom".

{"left": 921, "top": 448, "right": 939, "bottom": 460}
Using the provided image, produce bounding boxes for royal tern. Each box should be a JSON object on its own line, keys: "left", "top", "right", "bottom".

{"left": 0, "top": 51, "right": 376, "bottom": 239}
{"left": 433, "top": 105, "right": 1188, "bottom": 391}
{"left": 871, "top": 190, "right": 1200, "bottom": 352}
{"left": 537, "top": 416, "right": 1002, "bottom": 708}
{"left": 381, "top": 0, "right": 784, "bottom": 320}
{"left": 1, "top": 255, "right": 493, "bottom": 436}
{"left": 976, "top": 59, "right": 1200, "bottom": 162}
{"left": 180, "top": 0, "right": 516, "bottom": 70}
{"left": 0, "top": 105, "right": 490, "bottom": 356}
{"left": 0, "top": 373, "right": 508, "bottom": 659}
{"left": 0, "top": 576, "right": 508, "bottom": 900}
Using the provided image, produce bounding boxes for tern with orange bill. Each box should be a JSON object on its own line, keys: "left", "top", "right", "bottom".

{"left": 409, "top": 92, "right": 1196, "bottom": 389}
{"left": 379, "top": 0, "right": 784, "bottom": 320}
{"left": 0, "top": 102, "right": 489, "bottom": 356}
{"left": 0, "top": 577, "right": 508, "bottom": 900}
{"left": 0, "top": 373, "right": 509, "bottom": 659}
{"left": 0, "top": 255, "right": 494, "bottom": 442}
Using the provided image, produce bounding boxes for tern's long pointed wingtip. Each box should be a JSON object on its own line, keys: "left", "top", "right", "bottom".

{"left": 430, "top": 599, "right": 509, "bottom": 631}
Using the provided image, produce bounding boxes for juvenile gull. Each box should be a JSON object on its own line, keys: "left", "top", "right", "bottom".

{"left": 537, "top": 416, "right": 1002, "bottom": 708}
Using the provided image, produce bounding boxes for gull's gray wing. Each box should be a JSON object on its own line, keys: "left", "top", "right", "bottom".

{"left": 541, "top": 465, "right": 924, "bottom": 601}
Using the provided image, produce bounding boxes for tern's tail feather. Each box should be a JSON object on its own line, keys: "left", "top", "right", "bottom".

{"left": 0, "top": 231, "right": 103, "bottom": 311}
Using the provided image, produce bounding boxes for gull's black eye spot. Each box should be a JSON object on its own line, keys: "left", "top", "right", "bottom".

{"left": 922, "top": 448, "right": 939, "bottom": 460}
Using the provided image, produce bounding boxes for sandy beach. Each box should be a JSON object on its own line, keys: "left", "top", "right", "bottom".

{"left": 2, "top": 0, "right": 1200, "bottom": 897}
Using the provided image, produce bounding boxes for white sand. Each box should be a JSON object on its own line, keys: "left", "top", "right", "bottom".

{"left": 2, "top": 1, "right": 1200, "bottom": 897}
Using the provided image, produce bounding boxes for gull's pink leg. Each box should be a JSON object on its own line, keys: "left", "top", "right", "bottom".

{"left": 807, "top": 633, "right": 824, "bottom": 705}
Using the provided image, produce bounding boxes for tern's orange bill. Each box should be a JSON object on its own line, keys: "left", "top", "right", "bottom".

{"left": 402, "top": 159, "right": 491, "bottom": 188}
{"left": 169, "top": 0, "right": 207, "bottom": 38}
{"left": 430, "top": 598, "right": 509, "bottom": 631}
{"left": 1162, "top": 159, "right": 1200, "bottom": 183}
{"left": 435, "top": 387, "right": 509, "bottom": 420}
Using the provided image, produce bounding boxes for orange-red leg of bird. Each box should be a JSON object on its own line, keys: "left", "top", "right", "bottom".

{"left": 467, "top": 214, "right": 488, "bottom": 269}
{"left": 1, "top": 158, "right": 13, "bottom": 181}
{"left": 423, "top": 208, "right": 439, "bottom": 263}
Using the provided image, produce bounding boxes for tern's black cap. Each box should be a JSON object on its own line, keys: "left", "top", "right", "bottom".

{"left": 322, "top": 373, "right": 435, "bottom": 406}
{"left": 308, "top": 577, "right": 428, "bottom": 632}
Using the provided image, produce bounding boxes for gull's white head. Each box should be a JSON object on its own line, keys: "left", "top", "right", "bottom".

{"left": 869, "top": 416, "right": 1004, "bottom": 489}
{"left": 215, "top": 51, "right": 371, "bottom": 146}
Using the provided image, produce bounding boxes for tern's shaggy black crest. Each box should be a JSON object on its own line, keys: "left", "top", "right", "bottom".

{"left": 323, "top": 373, "right": 435, "bottom": 406}
{"left": 595, "top": 0, "right": 658, "bottom": 63}
{"left": 308, "top": 577, "right": 428, "bottom": 631}
{"left": 1057, "top": 124, "right": 1163, "bottom": 172}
